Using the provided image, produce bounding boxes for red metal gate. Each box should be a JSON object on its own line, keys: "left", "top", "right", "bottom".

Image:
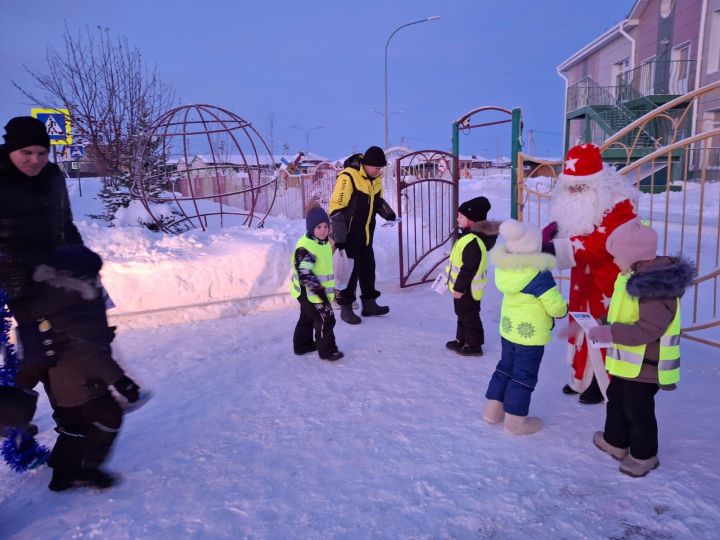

{"left": 397, "top": 150, "right": 459, "bottom": 287}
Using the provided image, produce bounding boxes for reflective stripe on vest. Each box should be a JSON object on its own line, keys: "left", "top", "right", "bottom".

{"left": 290, "top": 236, "right": 335, "bottom": 303}
{"left": 605, "top": 272, "right": 681, "bottom": 384}
{"left": 446, "top": 233, "right": 488, "bottom": 301}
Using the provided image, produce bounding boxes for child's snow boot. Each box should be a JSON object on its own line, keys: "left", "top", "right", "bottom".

{"left": 294, "top": 343, "right": 318, "bottom": 356}
{"left": 457, "top": 344, "right": 483, "bottom": 357}
{"left": 482, "top": 400, "right": 505, "bottom": 424}
{"left": 579, "top": 377, "right": 604, "bottom": 404}
{"left": 504, "top": 413, "right": 542, "bottom": 435}
{"left": 593, "top": 431, "right": 628, "bottom": 460}
{"left": 76, "top": 467, "right": 119, "bottom": 488}
{"left": 445, "top": 339, "right": 463, "bottom": 350}
{"left": 320, "top": 351, "right": 344, "bottom": 362}
{"left": 361, "top": 299, "right": 389, "bottom": 317}
{"left": 619, "top": 454, "right": 659, "bottom": 477}
{"left": 340, "top": 305, "right": 361, "bottom": 325}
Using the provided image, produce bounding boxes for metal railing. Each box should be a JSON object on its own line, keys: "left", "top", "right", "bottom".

{"left": 617, "top": 59, "right": 696, "bottom": 98}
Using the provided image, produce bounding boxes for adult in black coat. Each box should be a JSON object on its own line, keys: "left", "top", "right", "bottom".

{"left": 0, "top": 116, "right": 140, "bottom": 491}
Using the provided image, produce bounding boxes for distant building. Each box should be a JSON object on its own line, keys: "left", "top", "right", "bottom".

{"left": 557, "top": 0, "right": 720, "bottom": 164}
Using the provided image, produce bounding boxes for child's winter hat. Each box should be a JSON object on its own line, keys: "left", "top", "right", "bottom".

{"left": 499, "top": 219, "right": 542, "bottom": 254}
{"left": 606, "top": 219, "right": 657, "bottom": 269}
{"left": 458, "top": 196, "right": 491, "bottom": 222}
{"left": 3, "top": 116, "right": 50, "bottom": 153}
{"left": 361, "top": 146, "right": 387, "bottom": 167}
{"left": 306, "top": 204, "right": 329, "bottom": 235}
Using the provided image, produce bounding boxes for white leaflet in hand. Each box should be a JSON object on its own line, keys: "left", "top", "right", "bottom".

{"left": 430, "top": 273, "right": 448, "bottom": 295}
{"left": 569, "top": 311, "right": 613, "bottom": 349}
{"left": 381, "top": 217, "right": 402, "bottom": 227}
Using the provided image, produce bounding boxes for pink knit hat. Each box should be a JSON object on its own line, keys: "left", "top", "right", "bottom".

{"left": 606, "top": 219, "right": 658, "bottom": 269}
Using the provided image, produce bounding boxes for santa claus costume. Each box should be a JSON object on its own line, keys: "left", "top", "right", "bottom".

{"left": 547, "top": 144, "right": 638, "bottom": 403}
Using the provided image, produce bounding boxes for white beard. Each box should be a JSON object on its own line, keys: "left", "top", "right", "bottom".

{"left": 549, "top": 186, "right": 606, "bottom": 237}
{"left": 549, "top": 167, "right": 638, "bottom": 238}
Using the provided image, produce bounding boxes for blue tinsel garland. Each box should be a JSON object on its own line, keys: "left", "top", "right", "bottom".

{"left": 0, "top": 289, "right": 50, "bottom": 472}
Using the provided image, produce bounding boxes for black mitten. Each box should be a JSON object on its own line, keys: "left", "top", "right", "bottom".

{"left": 114, "top": 376, "right": 140, "bottom": 403}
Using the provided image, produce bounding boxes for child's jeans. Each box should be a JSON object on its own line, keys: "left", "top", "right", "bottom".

{"left": 485, "top": 337, "right": 544, "bottom": 416}
{"left": 603, "top": 377, "right": 659, "bottom": 459}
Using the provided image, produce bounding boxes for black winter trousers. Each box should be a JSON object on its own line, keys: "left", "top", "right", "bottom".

{"left": 338, "top": 243, "right": 380, "bottom": 304}
{"left": 49, "top": 393, "right": 123, "bottom": 474}
{"left": 603, "top": 377, "right": 660, "bottom": 460}
{"left": 453, "top": 294, "right": 484, "bottom": 348}
{"left": 293, "top": 296, "right": 338, "bottom": 359}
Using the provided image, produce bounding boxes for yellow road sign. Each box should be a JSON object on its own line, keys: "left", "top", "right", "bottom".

{"left": 31, "top": 108, "right": 72, "bottom": 145}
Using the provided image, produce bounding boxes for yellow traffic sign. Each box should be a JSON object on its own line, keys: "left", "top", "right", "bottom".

{"left": 31, "top": 108, "right": 72, "bottom": 145}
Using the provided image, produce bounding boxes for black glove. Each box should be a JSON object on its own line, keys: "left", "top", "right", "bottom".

{"left": 541, "top": 242, "right": 556, "bottom": 255}
{"left": 114, "top": 376, "right": 140, "bottom": 403}
{"left": 334, "top": 242, "right": 346, "bottom": 252}
{"left": 377, "top": 198, "right": 396, "bottom": 221}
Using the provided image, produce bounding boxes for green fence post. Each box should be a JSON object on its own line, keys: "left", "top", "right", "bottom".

{"left": 510, "top": 108, "right": 522, "bottom": 220}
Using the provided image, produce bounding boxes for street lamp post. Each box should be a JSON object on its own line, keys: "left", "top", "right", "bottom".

{"left": 290, "top": 125, "right": 324, "bottom": 153}
{"left": 384, "top": 16, "right": 440, "bottom": 150}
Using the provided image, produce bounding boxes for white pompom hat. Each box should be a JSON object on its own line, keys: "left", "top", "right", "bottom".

{"left": 500, "top": 219, "right": 542, "bottom": 254}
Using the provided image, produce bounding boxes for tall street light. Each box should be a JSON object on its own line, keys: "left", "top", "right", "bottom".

{"left": 384, "top": 16, "right": 440, "bottom": 150}
{"left": 290, "top": 125, "right": 324, "bottom": 153}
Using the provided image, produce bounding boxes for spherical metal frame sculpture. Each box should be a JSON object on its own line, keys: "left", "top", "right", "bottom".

{"left": 132, "top": 104, "right": 278, "bottom": 232}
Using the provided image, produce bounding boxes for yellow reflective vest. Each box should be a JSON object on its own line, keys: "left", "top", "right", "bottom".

{"left": 290, "top": 236, "right": 335, "bottom": 303}
{"left": 606, "top": 272, "right": 681, "bottom": 385}
{"left": 446, "top": 234, "right": 488, "bottom": 301}
{"left": 329, "top": 165, "right": 383, "bottom": 247}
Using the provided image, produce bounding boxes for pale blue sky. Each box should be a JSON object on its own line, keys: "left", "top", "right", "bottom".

{"left": 1, "top": 0, "right": 632, "bottom": 158}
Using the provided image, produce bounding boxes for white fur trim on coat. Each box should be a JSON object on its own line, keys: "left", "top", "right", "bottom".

{"left": 552, "top": 238, "right": 575, "bottom": 270}
{"left": 489, "top": 244, "right": 557, "bottom": 271}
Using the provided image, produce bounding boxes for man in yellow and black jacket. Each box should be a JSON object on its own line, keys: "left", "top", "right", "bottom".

{"left": 329, "top": 146, "right": 395, "bottom": 325}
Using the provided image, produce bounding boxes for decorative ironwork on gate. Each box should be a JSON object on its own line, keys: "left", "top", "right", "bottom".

{"left": 396, "top": 150, "right": 458, "bottom": 287}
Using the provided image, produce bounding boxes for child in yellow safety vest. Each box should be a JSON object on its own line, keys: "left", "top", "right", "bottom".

{"left": 445, "top": 197, "right": 499, "bottom": 356}
{"left": 588, "top": 220, "right": 695, "bottom": 477}
{"left": 290, "top": 204, "right": 344, "bottom": 361}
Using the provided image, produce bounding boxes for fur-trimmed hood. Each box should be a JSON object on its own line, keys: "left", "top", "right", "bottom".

{"left": 470, "top": 219, "right": 500, "bottom": 236}
{"left": 626, "top": 256, "right": 696, "bottom": 298}
{"left": 489, "top": 244, "right": 557, "bottom": 272}
{"left": 461, "top": 219, "right": 501, "bottom": 251}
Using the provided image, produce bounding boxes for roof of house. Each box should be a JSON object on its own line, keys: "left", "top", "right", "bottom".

{"left": 557, "top": 17, "right": 639, "bottom": 73}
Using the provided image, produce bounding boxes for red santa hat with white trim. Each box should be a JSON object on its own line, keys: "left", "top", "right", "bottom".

{"left": 559, "top": 143, "right": 606, "bottom": 185}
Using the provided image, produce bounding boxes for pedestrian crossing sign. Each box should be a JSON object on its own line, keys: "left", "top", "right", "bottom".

{"left": 31, "top": 108, "right": 72, "bottom": 145}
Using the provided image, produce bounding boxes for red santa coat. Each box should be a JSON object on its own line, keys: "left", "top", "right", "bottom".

{"left": 555, "top": 199, "right": 637, "bottom": 386}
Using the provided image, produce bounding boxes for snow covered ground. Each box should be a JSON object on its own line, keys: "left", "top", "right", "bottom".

{"left": 0, "top": 175, "right": 719, "bottom": 539}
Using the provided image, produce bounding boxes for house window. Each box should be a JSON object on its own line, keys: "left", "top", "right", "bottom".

{"left": 660, "top": 0, "right": 674, "bottom": 18}
{"left": 613, "top": 58, "right": 631, "bottom": 99}
{"left": 673, "top": 45, "right": 689, "bottom": 79}
{"left": 707, "top": 10, "right": 720, "bottom": 74}
{"left": 640, "top": 56, "right": 656, "bottom": 95}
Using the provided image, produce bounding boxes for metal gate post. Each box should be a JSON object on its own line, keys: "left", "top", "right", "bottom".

{"left": 510, "top": 108, "right": 522, "bottom": 219}
{"left": 451, "top": 121, "right": 460, "bottom": 226}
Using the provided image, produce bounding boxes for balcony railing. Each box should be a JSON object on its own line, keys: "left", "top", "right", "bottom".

{"left": 617, "top": 60, "right": 696, "bottom": 98}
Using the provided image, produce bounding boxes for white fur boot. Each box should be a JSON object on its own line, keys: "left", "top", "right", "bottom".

{"left": 504, "top": 413, "right": 542, "bottom": 435}
{"left": 482, "top": 399, "right": 505, "bottom": 424}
